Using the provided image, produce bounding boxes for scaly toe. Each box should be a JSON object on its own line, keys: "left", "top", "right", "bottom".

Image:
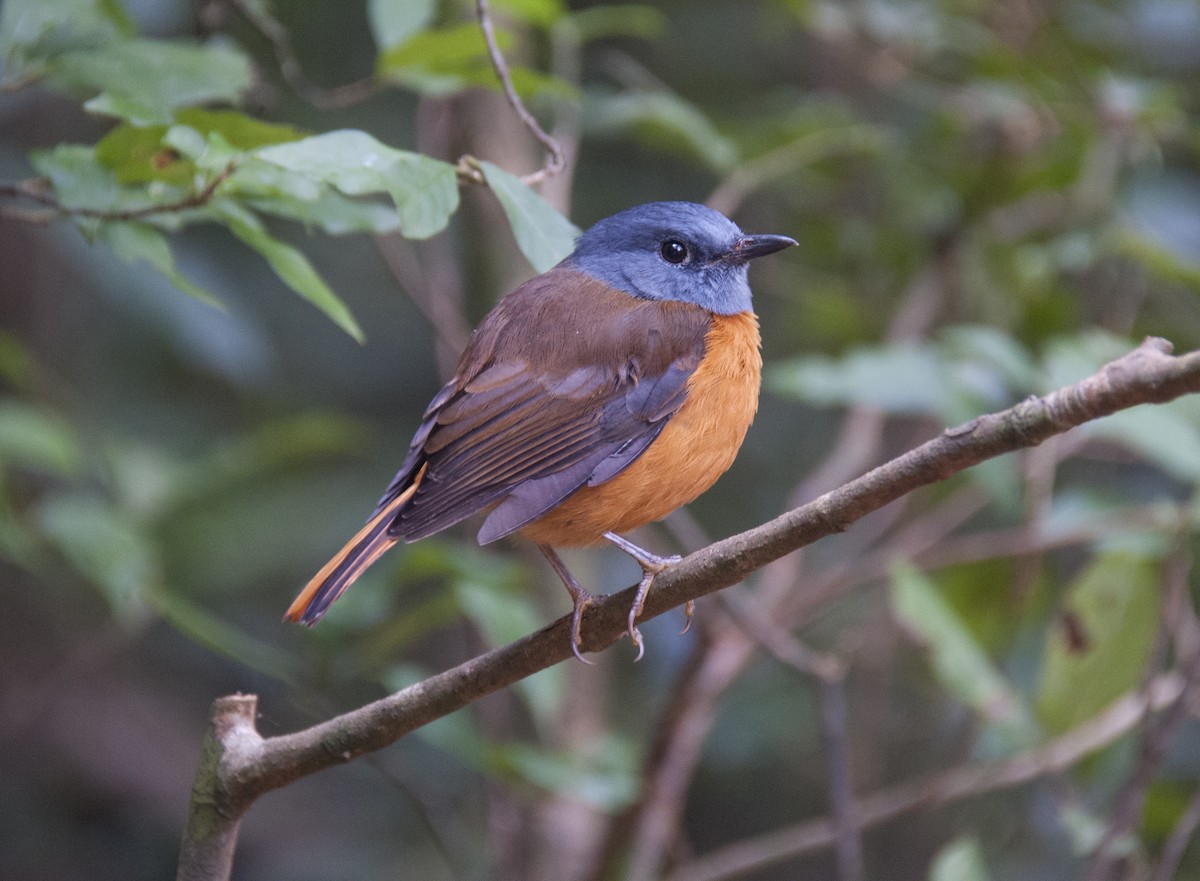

{"left": 570, "top": 590, "right": 598, "bottom": 665}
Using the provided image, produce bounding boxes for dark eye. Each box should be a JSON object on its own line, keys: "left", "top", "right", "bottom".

{"left": 660, "top": 239, "right": 689, "bottom": 264}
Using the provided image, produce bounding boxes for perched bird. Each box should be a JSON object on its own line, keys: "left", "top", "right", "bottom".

{"left": 286, "top": 201, "right": 796, "bottom": 660}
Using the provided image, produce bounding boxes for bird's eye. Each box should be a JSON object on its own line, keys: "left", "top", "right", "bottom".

{"left": 660, "top": 239, "right": 689, "bottom": 264}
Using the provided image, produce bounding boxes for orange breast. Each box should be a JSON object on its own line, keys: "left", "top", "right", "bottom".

{"left": 520, "top": 311, "right": 762, "bottom": 547}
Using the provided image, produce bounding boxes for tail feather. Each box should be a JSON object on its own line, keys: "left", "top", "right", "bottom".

{"left": 285, "top": 481, "right": 417, "bottom": 625}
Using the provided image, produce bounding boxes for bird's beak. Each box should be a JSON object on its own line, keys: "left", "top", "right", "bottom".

{"left": 727, "top": 234, "right": 798, "bottom": 264}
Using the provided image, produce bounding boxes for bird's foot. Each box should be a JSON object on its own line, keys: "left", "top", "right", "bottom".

{"left": 539, "top": 544, "right": 600, "bottom": 664}
{"left": 566, "top": 585, "right": 601, "bottom": 665}
{"left": 604, "top": 532, "right": 682, "bottom": 661}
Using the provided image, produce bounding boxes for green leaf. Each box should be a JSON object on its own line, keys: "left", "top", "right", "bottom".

{"left": 95, "top": 112, "right": 301, "bottom": 186}
{"left": 0, "top": 0, "right": 132, "bottom": 81}
{"left": 584, "top": 91, "right": 739, "bottom": 171}
{"left": 368, "top": 0, "right": 436, "bottom": 50}
{"left": 494, "top": 0, "right": 567, "bottom": 28}
{"left": 376, "top": 21, "right": 573, "bottom": 100}
{"left": 769, "top": 342, "right": 947, "bottom": 415}
{"left": 495, "top": 737, "right": 639, "bottom": 810}
{"left": 219, "top": 203, "right": 364, "bottom": 342}
{"left": 1035, "top": 553, "right": 1160, "bottom": 734}
{"left": 1083, "top": 400, "right": 1200, "bottom": 483}
{"left": 37, "top": 493, "right": 158, "bottom": 624}
{"left": 891, "top": 563, "right": 1037, "bottom": 750}
{"left": 95, "top": 122, "right": 190, "bottom": 184}
{"left": 377, "top": 22, "right": 496, "bottom": 75}
{"left": 30, "top": 143, "right": 121, "bottom": 213}
{"left": 248, "top": 187, "right": 403, "bottom": 236}
{"left": 930, "top": 837, "right": 992, "bottom": 881}
{"left": 48, "top": 38, "right": 253, "bottom": 125}
{"left": 255, "top": 130, "right": 459, "bottom": 239}
{"left": 98, "top": 221, "right": 224, "bottom": 307}
{"left": 0, "top": 401, "right": 82, "bottom": 477}
{"left": 567, "top": 5, "right": 665, "bottom": 41}
{"left": 175, "top": 108, "right": 306, "bottom": 149}
{"left": 478, "top": 160, "right": 580, "bottom": 272}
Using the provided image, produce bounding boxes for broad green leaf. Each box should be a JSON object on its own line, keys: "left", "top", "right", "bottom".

{"left": 255, "top": 130, "right": 458, "bottom": 239}
{"left": 769, "top": 342, "right": 946, "bottom": 415}
{"left": 176, "top": 108, "right": 305, "bottom": 149}
{"left": 376, "top": 21, "right": 573, "bottom": 99}
{"left": 0, "top": 401, "right": 81, "bottom": 477}
{"left": 930, "top": 837, "right": 992, "bottom": 881}
{"left": 479, "top": 160, "right": 580, "bottom": 272}
{"left": 0, "top": 0, "right": 132, "bottom": 80}
{"left": 368, "top": 0, "right": 436, "bottom": 50}
{"left": 567, "top": 5, "right": 664, "bottom": 40}
{"left": 377, "top": 23, "right": 497, "bottom": 75}
{"left": 220, "top": 203, "right": 364, "bottom": 342}
{"left": 37, "top": 493, "right": 158, "bottom": 624}
{"left": 1035, "top": 553, "right": 1160, "bottom": 734}
{"left": 99, "top": 221, "right": 224, "bottom": 307}
{"left": 30, "top": 144, "right": 121, "bottom": 213}
{"left": 495, "top": 738, "right": 639, "bottom": 809}
{"left": 1082, "top": 401, "right": 1200, "bottom": 483}
{"left": 891, "top": 564, "right": 1037, "bottom": 750}
{"left": 95, "top": 111, "right": 302, "bottom": 186}
{"left": 95, "top": 123, "right": 191, "bottom": 184}
{"left": 48, "top": 38, "right": 253, "bottom": 125}
{"left": 585, "top": 91, "right": 739, "bottom": 171}
{"left": 494, "top": 0, "right": 567, "bottom": 28}
{"left": 248, "top": 188, "right": 403, "bottom": 235}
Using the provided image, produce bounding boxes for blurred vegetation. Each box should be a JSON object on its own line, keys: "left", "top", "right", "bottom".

{"left": 2, "top": 0, "right": 1200, "bottom": 880}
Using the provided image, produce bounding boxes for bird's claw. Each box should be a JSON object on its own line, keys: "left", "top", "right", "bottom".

{"left": 624, "top": 550, "right": 682, "bottom": 662}
{"left": 569, "top": 588, "right": 599, "bottom": 665}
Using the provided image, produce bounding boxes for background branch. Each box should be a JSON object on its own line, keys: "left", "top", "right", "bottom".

{"left": 665, "top": 672, "right": 1188, "bottom": 881}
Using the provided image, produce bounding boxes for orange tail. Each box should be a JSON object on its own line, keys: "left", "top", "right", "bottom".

{"left": 285, "top": 483, "right": 417, "bottom": 625}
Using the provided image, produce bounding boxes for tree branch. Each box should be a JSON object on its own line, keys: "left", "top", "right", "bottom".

{"left": 177, "top": 336, "right": 1200, "bottom": 878}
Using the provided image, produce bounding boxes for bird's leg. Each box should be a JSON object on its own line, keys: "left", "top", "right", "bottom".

{"left": 538, "top": 544, "right": 598, "bottom": 665}
{"left": 603, "top": 532, "right": 683, "bottom": 661}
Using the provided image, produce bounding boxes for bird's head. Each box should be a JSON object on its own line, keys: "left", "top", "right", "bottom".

{"left": 568, "top": 201, "right": 797, "bottom": 315}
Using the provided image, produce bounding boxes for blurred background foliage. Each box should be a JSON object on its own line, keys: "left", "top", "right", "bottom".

{"left": 2, "top": 0, "right": 1200, "bottom": 879}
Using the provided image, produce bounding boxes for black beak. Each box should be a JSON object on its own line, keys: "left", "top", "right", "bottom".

{"left": 726, "top": 234, "right": 798, "bottom": 265}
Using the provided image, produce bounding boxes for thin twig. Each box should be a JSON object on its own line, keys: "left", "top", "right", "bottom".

{"left": 664, "top": 673, "right": 1188, "bottom": 881}
{"left": 716, "top": 592, "right": 862, "bottom": 881}
{"left": 1080, "top": 643, "right": 1200, "bottom": 881}
{"left": 228, "top": 0, "right": 378, "bottom": 109}
{"left": 0, "top": 166, "right": 234, "bottom": 223}
{"left": 475, "top": 0, "right": 565, "bottom": 185}
{"left": 817, "top": 677, "right": 864, "bottom": 881}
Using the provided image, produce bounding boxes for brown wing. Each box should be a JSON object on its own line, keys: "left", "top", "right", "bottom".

{"left": 373, "top": 266, "right": 712, "bottom": 545}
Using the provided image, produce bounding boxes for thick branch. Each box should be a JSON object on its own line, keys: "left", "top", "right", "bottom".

{"left": 180, "top": 337, "right": 1200, "bottom": 871}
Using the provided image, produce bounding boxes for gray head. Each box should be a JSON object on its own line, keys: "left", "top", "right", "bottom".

{"left": 567, "top": 201, "right": 796, "bottom": 315}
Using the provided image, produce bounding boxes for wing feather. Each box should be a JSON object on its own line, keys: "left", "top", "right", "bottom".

{"left": 382, "top": 268, "right": 712, "bottom": 543}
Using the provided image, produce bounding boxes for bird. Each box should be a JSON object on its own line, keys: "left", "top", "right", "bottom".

{"left": 285, "top": 201, "right": 796, "bottom": 661}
